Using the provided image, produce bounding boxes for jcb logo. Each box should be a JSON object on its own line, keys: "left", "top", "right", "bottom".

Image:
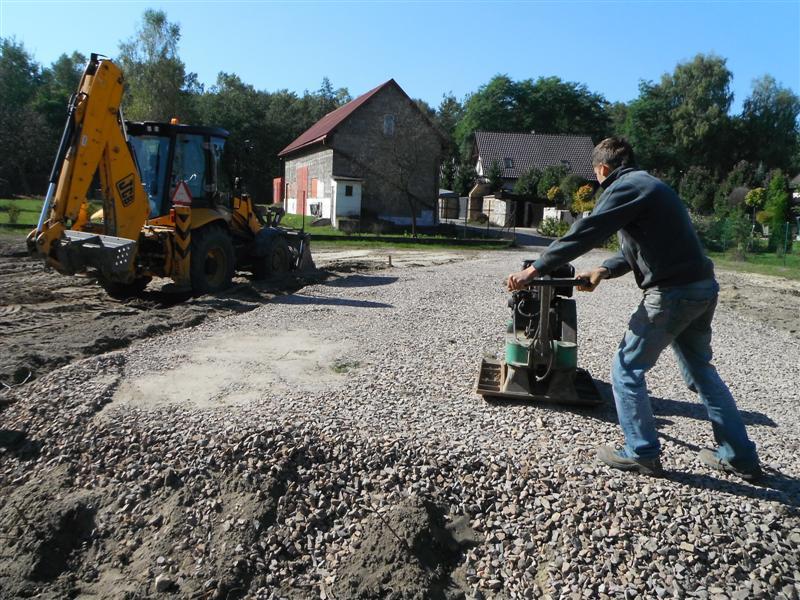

{"left": 116, "top": 174, "right": 136, "bottom": 207}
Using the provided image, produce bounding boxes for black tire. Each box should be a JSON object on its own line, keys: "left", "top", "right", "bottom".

{"left": 557, "top": 299, "right": 577, "bottom": 344}
{"left": 190, "top": 225, "right": 235, "bottom": 294}
{"left": 252, "top": 236, "right": 291, "bottom": 280}
{"left": 99, "top": 276, "right": 152, "bottom": 300}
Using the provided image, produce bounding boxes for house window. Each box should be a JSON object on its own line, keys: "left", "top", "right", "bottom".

{"left": 311, "top": 177, "right": 319, "bottom": 198}
{"left": 345, "top": 185, "right": 354, "bottom": 197}
{"left": 504, "top": 157, "right": 514, "bottom": 169}
{"left": 383, "top": 114, "right": 395, "bottom": 137}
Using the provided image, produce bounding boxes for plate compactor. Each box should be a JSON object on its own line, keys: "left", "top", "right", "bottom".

{"left": 475, "top": 262, "right": 603, "bottom": 406}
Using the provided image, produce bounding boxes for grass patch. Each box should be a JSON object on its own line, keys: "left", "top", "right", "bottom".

{"left": 707, "top": 250, "right": 800, "bottom": 281}
{"left": 331, "top": 359, "right": 361, "bottom": 374}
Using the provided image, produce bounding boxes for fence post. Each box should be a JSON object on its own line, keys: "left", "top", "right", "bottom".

{"left": 784, "top": 221, "right": 790, "bottom": 266}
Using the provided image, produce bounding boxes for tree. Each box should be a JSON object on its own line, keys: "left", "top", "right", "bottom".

{"left": 741, "top": 75, "right": 800, "bottom": 171}
{"left": 435, "top": 93, "right": 465, "bottom": 188}
{"left": 453, "top": 161, "right": 476, "bottom": 196}
{"left": 763, "top": 170, "right": 792, "bottom": 253}
{"left": 558, "top": 173, "right": 586, "bottom": 208}
{"left": 454, "top": 74, "right": 610, "bottom": 156}
{"left": 623, "top": 54, "right": 733, "bottom": 175}
{"left": 487, "top": 160, "right": 504, "bottom": 192}
{"left": 667, "top": 54, "right": 733, "bottom": 172}
{"left": 513, "top": 167, "right": 541, "bottom": 199}
{"left": 117, "top": 9, "right": 199, "bottom": 121}
{"left": 714, "top": 160, "right": 754, "bottom": 216}
{"left": 572, "top": 184, "right": 595, "bottom": 213}
{"left": 0, "top": 38, "right": 51, "bottom": 194}
{"left": 679, "top": 166, "right": 716, "bottom": 213}
{"left": 537, "top": 164, "right": 570, "bottom": 199}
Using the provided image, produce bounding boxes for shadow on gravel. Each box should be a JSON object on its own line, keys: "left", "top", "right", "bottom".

{"left": 0, "top": 429, "right": 42, "bottom": 460}
{"left": 271, "top": 293, "right": 393, "bottom": 309}
{"left": 664, "top": 469, "right": 800, "bottom": 509}
{"left": 322, "top": 274, "right": 399, "bottom": 288}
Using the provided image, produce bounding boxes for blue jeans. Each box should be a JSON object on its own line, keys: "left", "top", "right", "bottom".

{"left": 611, "top": 278, "right": 759, "bottom": 469}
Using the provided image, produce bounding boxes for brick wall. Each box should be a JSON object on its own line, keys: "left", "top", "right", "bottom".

{"left": 330, "top": 84, "right": 442, "bottom": 224}
{"left": 283, "top": 148, "right": 334, "bottom": 201}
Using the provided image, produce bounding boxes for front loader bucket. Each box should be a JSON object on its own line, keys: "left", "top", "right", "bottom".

{"left": 475, "top": 358, "right": 604, "bottom": 406}
{"left": 55, "top": 230, "right": 137, "bottom": 276}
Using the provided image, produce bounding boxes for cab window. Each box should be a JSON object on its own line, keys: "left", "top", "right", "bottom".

{"left": 129, "top": 135, "right": 169, "bottom": 217}
{"left": 172, "top": 134, "right": 207, "bottom": 202}
{"left": 211, "top": 136, "right": 232, "bottom": 203}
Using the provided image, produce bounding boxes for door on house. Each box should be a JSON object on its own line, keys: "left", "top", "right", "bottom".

{"left": 295, "top": 166, "right": 308, "bottom": 215}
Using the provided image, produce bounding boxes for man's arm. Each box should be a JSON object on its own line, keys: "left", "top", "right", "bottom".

{"left": 600, "top": 250, "right": 632, "bottom": 279}
{"left": 532, "top": 180, "right": 643, "bottom": 275}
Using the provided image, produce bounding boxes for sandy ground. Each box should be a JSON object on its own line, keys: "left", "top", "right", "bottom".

{"left": 0, "top": 235, "right": 471, "bottom": 388}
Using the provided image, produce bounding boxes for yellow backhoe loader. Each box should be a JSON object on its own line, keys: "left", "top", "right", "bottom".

{"left": 28, "top": 53, "right": 311, "bottom": 298}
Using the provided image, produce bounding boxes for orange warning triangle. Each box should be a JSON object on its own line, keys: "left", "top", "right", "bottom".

{"left": 171, "top": 180, "right": 193, "bottom": 206}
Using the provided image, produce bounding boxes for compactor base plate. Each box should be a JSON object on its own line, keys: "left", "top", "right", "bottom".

{"left": 475, "top": 358, "right": 604, "bottom": 406}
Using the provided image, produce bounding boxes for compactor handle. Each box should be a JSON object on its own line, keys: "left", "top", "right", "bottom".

{"left": 526, "top": 277, "right": 590, "bottom": 288}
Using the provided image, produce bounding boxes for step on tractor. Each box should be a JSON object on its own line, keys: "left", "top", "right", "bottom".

{"left": 475, "top": 262, "right": 603, "bottom": 406}
{"left": 28, "top": 53, "right": 311, "bottom": 298}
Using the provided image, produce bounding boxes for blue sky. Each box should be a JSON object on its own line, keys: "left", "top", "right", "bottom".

{"left": 1, "top": 0, "right": 798, "bottom": 113}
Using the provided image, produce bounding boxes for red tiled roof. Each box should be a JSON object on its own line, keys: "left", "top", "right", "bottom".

{"left": 278, "top": 80, "right": 394, "bottom": 157}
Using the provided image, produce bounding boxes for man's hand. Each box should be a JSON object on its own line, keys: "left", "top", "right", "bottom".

{"left": 507, "top": 265, "right": 538, "bottom": 291}
{"left": 576, "top": 267, "right": 609, "bottom": 292}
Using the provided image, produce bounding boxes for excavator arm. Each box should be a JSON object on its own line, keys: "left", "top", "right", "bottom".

{"left": 28, "top": 54, "right": 150, "bottom": 281}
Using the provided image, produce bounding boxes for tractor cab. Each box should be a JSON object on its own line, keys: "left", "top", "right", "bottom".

{"left": 126, "top": 121, "right": 233, "bottom": 218}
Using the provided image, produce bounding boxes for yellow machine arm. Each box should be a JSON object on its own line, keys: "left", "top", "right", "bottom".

{"left": 28, "top": 54, "right": 150, "bottom": 279}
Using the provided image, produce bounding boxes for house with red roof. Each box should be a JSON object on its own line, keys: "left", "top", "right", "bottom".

{"left": 277, "top": 79, "right": 443, "bottom": 229}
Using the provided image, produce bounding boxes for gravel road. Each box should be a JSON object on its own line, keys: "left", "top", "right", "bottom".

{"left": 1, "top": 247, "right": 799, "bottom": 599}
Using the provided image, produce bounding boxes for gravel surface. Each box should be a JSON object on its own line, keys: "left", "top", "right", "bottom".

{"left": 1, "top": 248, "right": 799, "bottom": 599}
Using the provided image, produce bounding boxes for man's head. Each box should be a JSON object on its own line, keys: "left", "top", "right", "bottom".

{"left": 591, "top": 137, "right": 635, "bottom": 183}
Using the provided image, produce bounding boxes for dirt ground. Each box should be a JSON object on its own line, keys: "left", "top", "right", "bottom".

{"left": 0, "top": 235, "right": 470, "bottom": 389}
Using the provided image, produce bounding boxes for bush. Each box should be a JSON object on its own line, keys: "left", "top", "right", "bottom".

{"left": 764, "top": 170, "right": 792, "bottom": 253}
{"left": 537, "top": 165, "right": 570, "bottom": 199}
{"left": 744, "top": 187, "right": 766, "bottom": 211}
{"left": 721, "top": 208, "right": 752, "bottom": 258}
{"left": 559, "top": 174, "right": 585, "bottom": 208}
{"left": 572, "top": 184, "right": 595, "bottom": 214}
{"left": 546, "top": 186, "right": 563, "bottom": 203}
{"left": 6, "top": 204, "right": 21, "bottom": 224}
{"left": 679, "top": 166, "right": 716, "bottom": 213}
{"left": 513, "top": 167, "right": 542, "bottom": 199}
{"left": 539, "top": 217, "right": 570, "bottom": 237}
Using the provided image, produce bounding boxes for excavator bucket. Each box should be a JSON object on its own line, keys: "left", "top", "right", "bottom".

{"left": 55, "top": 230, "right": 138, "bottom": 276}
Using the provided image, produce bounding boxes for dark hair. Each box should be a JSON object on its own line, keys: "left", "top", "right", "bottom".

{"left": 591, "top": 137, "right": 635, "bottom": 169}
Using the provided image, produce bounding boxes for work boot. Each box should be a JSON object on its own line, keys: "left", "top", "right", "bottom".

{"left": 596, "top": 445, "right": 663, "bottom": 477}
{"left": 698, "top": 448, "right": 763, "bottom": 483}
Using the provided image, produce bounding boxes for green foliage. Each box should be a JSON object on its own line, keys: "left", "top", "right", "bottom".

{"left": 454, "top": 73, "right": 610, "bottom": 155}
{"left": 744, "top": 187, "right": 766, "bottom": 210}
{"left": 513, "top": 167, "right": 541, "bottom": 199}
{"left": 679, "top": 166, "right": 715, "bottom": 213}
{"left": 623, "top": 54, "right": 733, "bottom": 175}
{"left": 117, "top": 10, "right": 199, "bottom": 121}
{"left": 721, "top": 207, "right": 752, "bottom": 257}
{"left": 487, "top": 160, "right": 504, "bottom": 192}
{"left": 537, "top": 164, "right": 569, "bottom": 200}
{"left": 546, "top": 186, "right": 563, "bottom": 203}
{"left": 558, "top": 174, "right": 585, "bottom": 209}
{"left": 538, "top": 217, "right": 570, "bottom": 237}
{"left": 741, "top": 75, "right": 800, "bottom": 171}
{"left": 764, "top": 170, "right": 792, "bottom": 253}
{"left": 5, "top": 203, "right": 20, "bottom": 224}
{"left": 453, "top": 161, "right": 476, "bottom": 196}
{"left": 714, "top": 160, "right": 755, "bottom": 216}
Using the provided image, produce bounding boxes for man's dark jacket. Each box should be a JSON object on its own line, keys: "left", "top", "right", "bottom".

{"left": 532, "top": 166, "right": 714, "bottom": 289}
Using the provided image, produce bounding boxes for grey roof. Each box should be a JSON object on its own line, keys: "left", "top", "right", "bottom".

{"left": 474, "top": 131, "right": 596, "bottom": 180}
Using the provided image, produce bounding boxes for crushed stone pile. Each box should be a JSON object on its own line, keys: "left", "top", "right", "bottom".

{"left": 1, "top": 249, "right": 799, "bottom": 599}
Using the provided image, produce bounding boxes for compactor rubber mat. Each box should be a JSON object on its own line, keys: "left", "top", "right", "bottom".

{"left": 475, "top": 358, "right": 604, "bottom": 406}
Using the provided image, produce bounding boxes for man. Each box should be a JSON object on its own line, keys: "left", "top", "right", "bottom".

{"left": 507, "top": 137, "right": 761, "bottom": 481}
